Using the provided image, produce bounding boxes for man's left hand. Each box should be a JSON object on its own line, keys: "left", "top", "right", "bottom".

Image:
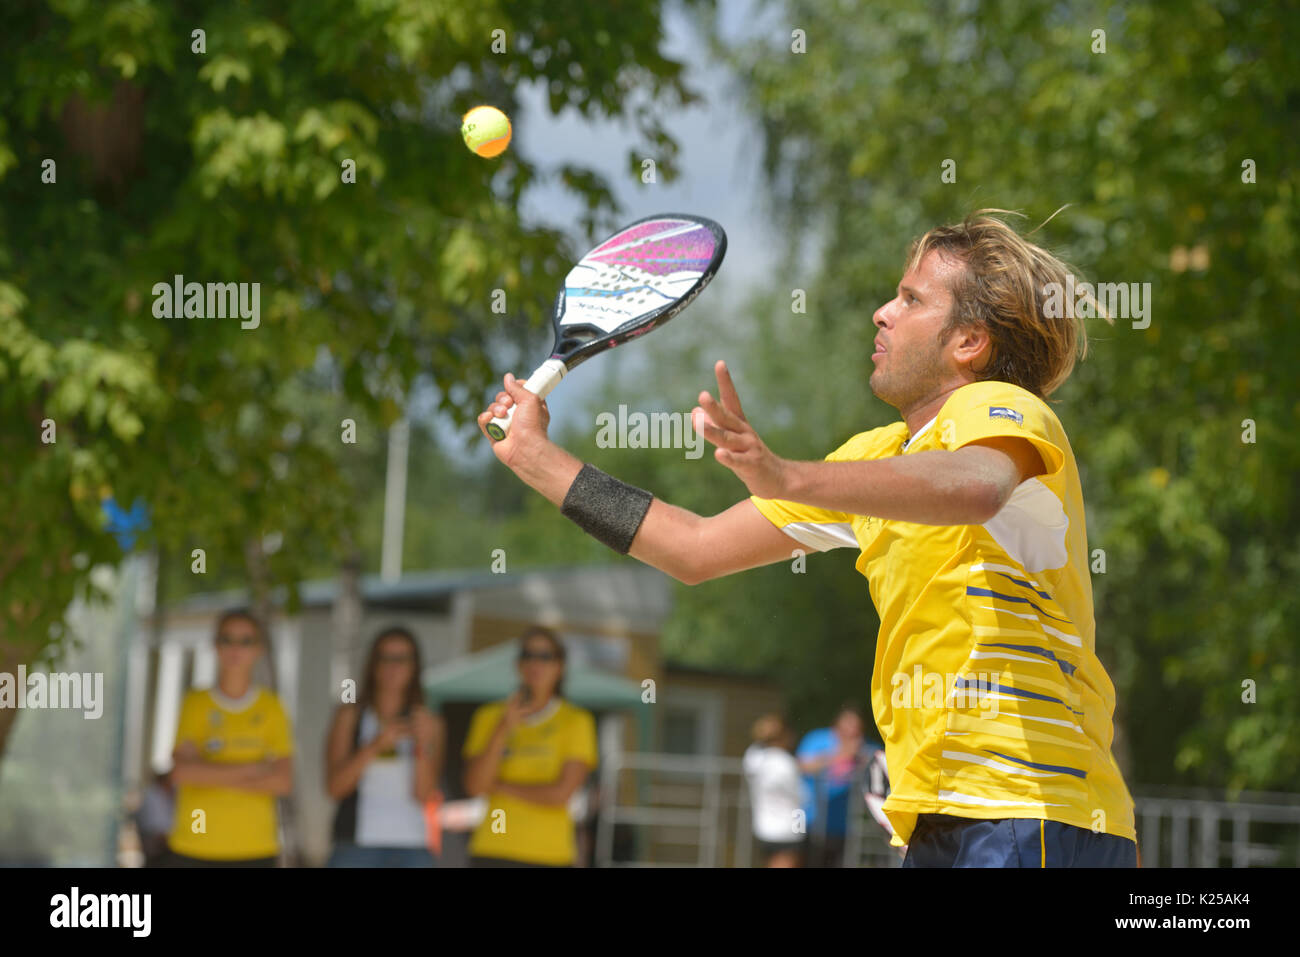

{"left": 695, "top": 360, "right": 790, "bottom": 500}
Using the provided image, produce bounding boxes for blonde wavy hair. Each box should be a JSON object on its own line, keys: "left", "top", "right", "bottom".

{"left": 904, "top": 208, "right": 1113, "bottom": 398}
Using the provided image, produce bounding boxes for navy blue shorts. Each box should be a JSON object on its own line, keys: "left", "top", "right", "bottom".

{"left": 901, "top": 814, "right": 1137, "bottom": 868}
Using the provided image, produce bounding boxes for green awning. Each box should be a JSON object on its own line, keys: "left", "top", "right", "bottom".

{"left": 423, "top": 641, "right": 646, "bottom": 712}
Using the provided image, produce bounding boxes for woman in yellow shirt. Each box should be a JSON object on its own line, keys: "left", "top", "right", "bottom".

{"left": 165, "top": 609, "right": 294, "bottom": 866}
{"left": 462, "top": 627, "right": 598, "bottom": 867}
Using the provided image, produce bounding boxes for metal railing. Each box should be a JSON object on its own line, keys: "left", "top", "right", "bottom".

{"left": 1134, "top": 789, "right": 1300, "bottom": 868}
{"left": 594, "top": 752, "right": 1300, "bottom": 868}
{"left": 594, "top": 753, "right": 731, "bottom": 867}
{"left": 594, "top": 751, "right": 898, "bottom": 867}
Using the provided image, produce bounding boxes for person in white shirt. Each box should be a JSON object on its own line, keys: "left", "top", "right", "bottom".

{"left": 325, "top": 626, "right": 444, "bottom": 866}
{"left": 743, "top": 714, "right": 805, "bottom": 867}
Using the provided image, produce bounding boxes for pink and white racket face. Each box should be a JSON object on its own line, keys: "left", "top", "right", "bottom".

{"left": 558, "top": 217, "right": 724, "bottom": 335}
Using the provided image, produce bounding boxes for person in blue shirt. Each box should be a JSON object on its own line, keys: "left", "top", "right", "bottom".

{"left": 797, "top": 704, "right": 882, "bottom": 867}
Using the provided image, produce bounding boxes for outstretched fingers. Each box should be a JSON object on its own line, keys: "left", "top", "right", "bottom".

{"left": 713, "top": 360, "right": 749, "bottom": 423}
{"left": 696, "top": 395, "right": 745, "bottom": 449}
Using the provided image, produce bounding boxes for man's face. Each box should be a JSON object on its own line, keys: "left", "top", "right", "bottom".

{"left": 869, "top": 249, "right": 965, "bottom": 412}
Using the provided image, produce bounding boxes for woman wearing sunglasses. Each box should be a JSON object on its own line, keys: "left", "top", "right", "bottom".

{"left": 164, "top": 609, "right": 294, "bottom": 866}
{"left": 326, "top": 626, "right": 444, "bottom": 867}
{"left": 462, "top": 626, "right": 597, "bottom": 867}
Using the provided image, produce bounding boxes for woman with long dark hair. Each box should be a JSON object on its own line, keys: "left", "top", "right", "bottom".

{"left": 325, "top": 626, "right": 444, "bottom": 867}
{"left": 462, "top": 626, "right": 597, "bottom": 867}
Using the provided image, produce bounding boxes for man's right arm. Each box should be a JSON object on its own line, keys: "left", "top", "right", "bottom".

{"left": 479, "top": 374, "right": 802, "bottom": 586}
{"left": 495, "top": 434, "right": 799, "bottom": 586}
{"left": 628, "top": 496, "right": 804, "bottom": 586}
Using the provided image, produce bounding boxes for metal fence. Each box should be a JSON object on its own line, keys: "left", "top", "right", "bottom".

{"left": 594, "top": 751, "right": 898, "bottom": 868}
{"left": 1135, "top": 789, "right": 1300, "bottom": 868}
{"left": 594, "top": 751, "right": 1300, "bottom": 868}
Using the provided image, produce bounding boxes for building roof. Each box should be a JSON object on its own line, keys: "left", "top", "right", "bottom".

{"left": 158, "top": 563, "right": 673, "bottom": 630}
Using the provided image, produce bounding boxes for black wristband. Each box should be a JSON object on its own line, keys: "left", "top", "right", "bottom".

{"left": 560, "top": 464, "right": 654, "bottom": 555}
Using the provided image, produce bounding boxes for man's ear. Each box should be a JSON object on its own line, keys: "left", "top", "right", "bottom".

{"left": 954, "top": 324, "right": 994, "bottom": 374}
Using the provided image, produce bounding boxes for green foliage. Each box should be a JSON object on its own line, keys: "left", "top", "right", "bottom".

{"left": 5, "top": 0, "right": 1293, "bottom": 796}
{"left": 0, "top": 0, "right": 703, "bottom": 674}
{"left": 707, "top": 0, "right": 1300, "bottom": 787}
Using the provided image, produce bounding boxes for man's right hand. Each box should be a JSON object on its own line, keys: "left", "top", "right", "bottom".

{"left": 477, "top": 373, "right": 585, "bottom": 508}
{"left": 478, "top": 372, "right": 552, "bottom": 469}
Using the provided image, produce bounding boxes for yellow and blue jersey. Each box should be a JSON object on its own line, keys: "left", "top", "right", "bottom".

{"left": 751, "top": 380, "right": 1135, "bottom": 847}
{"left": 167, "top": 687, "right": 293, "bottom": 860}
{"left": 463, "top": 698, "right": 598, "bottom": 865}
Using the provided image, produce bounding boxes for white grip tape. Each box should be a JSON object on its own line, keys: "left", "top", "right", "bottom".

{"left": 486, "top": 358, "right": 567, "bottom": 441}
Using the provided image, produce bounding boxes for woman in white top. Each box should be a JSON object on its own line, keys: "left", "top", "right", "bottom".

{"left": 325, "top": 626, "right": 444, "bottom": 866}
{"left": 743, "top": 714, "right": 806, "bottom": 867}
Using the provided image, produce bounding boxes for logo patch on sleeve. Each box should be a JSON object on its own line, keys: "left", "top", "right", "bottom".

{"left": 989, "top": 406, "right": 1024, "bottom": 426}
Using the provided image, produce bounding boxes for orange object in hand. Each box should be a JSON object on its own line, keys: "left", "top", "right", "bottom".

{"left": 424, "top": 794, "right": 443, "bottom": 858}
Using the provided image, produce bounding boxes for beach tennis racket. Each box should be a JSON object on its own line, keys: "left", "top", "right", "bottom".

{"left": 485, "top": 213, "right": 727, "bottom": 441}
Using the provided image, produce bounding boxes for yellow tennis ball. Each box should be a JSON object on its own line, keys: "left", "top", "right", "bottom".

{"left": 461, "top": 105, "right": 512, "bottom": 158}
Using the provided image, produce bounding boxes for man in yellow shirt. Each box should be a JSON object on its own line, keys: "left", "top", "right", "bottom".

{"left": 165, "top": 609, "right": 294, "bottom": 866}
{"left": 478, "top": 210, "right": 1136, "bottom": 867}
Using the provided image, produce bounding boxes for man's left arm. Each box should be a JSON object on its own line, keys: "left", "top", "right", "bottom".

{"left": 694, "top": 363, "right": 1043, "bottom": 525}
{"left": 778, "top": 436, "right": 1044, "bottom": 525}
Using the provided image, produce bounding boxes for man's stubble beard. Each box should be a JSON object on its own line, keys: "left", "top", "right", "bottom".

{"left": 869, "top": 336, "right": 949, "bottom": 414}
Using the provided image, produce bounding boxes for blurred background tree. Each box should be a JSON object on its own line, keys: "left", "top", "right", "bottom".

{"left": 2, "top": 0, "right": 1296, "bottom": 798}
{"left": 701, "top": 0, "right": 1300, "bottom": 789}
{"left": 396, "top": 0, "right": 1300, "bottom": 789}
{"left": 0, "top": 0, "right": 707, "bottom": 760}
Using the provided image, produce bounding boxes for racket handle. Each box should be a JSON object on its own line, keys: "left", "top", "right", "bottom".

{"left": 486, "top": 358, "right": 567, "bottom": 442}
